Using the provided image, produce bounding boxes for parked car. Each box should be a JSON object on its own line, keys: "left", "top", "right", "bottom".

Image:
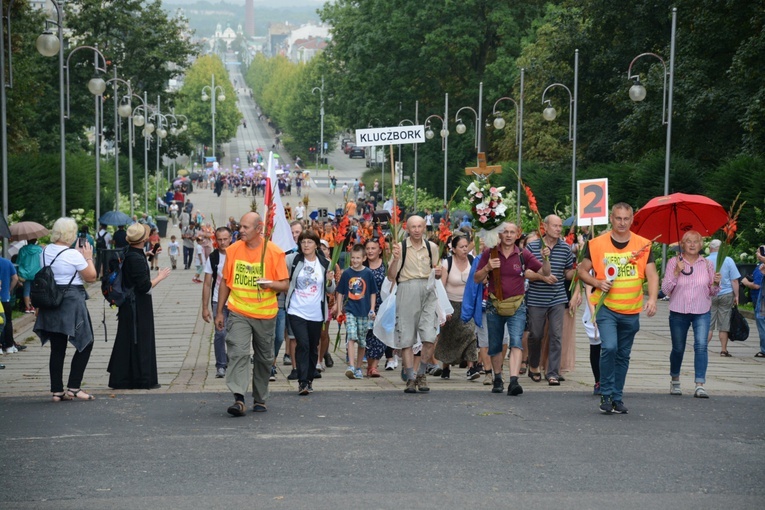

{"left": 343, "top": 142, "right": 356, "bottom": 154}
{"left": 349, "top": 146, "right": 365, "bottom": 159}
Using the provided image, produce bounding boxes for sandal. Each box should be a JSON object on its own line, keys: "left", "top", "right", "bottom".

{"left": 755, "top": 352, "right": 765, "bottom": 358}
{"left": 547, "top": 376, "right": 560, "bottom": 386}
{"left": 369, "top": 367, "right": 381, "bottom": 378}
{"left": 252, "top": 402, "right": 267, "bottom": 413}
{"left": 227, "top": 401, "right": 246, "bottom": 417}
{"left": 720, "top": 351, "right": 732, "bottom": 357}
{"left": 520, "top": 359, "right": 528, "bottom": 375}
{"left": 528, "top": 371, "right": 542, "bottom": 383}
{"left": 52, "top": 392, "right": 72, "bottom": 402}
{"left": 66, "top": 389, "right": 95, "bottom": 401}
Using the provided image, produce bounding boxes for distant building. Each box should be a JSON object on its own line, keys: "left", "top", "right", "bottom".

{"left": 213, "top": 22, "right": 243, "bottom": 50}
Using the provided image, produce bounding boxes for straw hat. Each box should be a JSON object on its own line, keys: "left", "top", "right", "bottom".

{"left": 126, "top": 223, "right": 150, "bottom": 244}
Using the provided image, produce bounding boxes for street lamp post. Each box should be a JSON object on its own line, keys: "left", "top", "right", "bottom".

{"left": 149, "top": 96, "right": 170, "bottom": 213}
{"left": 312, "top": 76, "right": 324, "bottom": 171}
{"left": 131, "top": 91, "right": 153, "bottom": 213}
{"left": 627, "top": 7, "right": 677, "bottom": 273}
{"left": 201, "top": 74, "right": 225, "bottom": 161}
{"left": 423, "top": 110, "right": 448, "bottom": 205}
{"left": 1, "top": 0, "right": 20, "bottom": 256}
{"left": 541, "top": 51, "right": 579, "bottom": 215}
{"left": 105, "top": 70, "right": 133, "bottom": 213}
{"left": 491, "top": 68, "right": 525, "bottom": 221}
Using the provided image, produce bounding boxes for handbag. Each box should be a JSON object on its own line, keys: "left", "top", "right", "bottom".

{"left": 728, "top": 305, "right": 749, "bottom": 341}
{"left": 489, "top": 248, "right": 524, "bottom": 317}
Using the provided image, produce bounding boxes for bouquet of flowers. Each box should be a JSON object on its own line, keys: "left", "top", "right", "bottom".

{"left": 437, "top": 218, "right": 452, "bottom": 259}
{"left": 715, "top": 193, "right": 745, "bottom": 273}
{"left": 329, "top": 215, "right": 350, "bottom": 271}
{"left": 467, "top": 180, "right": 507, "bottom": 248}
{"left": 333, "top": 313, "right": 347, "bottom": 352}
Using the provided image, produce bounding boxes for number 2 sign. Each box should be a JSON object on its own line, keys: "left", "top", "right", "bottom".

{"left": 577, "top": 178, "right": 609, "bottom": 226}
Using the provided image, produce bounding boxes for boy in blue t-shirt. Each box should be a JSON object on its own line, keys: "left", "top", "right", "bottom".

{"left": 335, "top": 244, "right": 378, "bottom": 379}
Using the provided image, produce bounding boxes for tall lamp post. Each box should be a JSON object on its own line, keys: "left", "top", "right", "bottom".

{"left": 627, "top": 7, "right": 677, "bottom": 273}
{"left": 131, "top": 92, "right": 153, "bottom": 214}
{"left": 491, "top": 69, "right": 525, "bottom": 221}
{"left": 311, "top": 76, "right": 324, "bottom": 171}
{"left": 148, "top": 96, "right": 170, "bottom": 212}
{"left": 423, "top": 111, "right": 448, "bottom": 204}
{"left": 1, "top": 0, "right": 20, "bottom": 256}
{"left": 201, "top": 74, "right": 225, "bottom": 161}
{"left": 105, "top": 71, "right": 133, "bottom": 213}
{"left": 541, "top": 50, "right": 578, "bottom": 214}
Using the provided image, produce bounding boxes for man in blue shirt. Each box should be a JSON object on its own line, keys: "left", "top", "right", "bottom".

{"left": 706, "top": 239, "right": 741, "bottom": 357}
{"left": 0, "top": 257, "right": 19, "bottom": 353}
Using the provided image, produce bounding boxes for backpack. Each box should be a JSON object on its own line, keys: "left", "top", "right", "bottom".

{"left": 396, "top": 240, "right": 436, "bottom": 283}
{"left": 16, "top": 245, "right": 42, "bottom": 281}
{"left": 30, "top": 248, "right": 76, "bottom": 310}
{"left": 101, "top": 252, "right": 135, "bottom": 308}
{"left": 96, "top": 231, "right": 108, "bottom": 251}
{"left": 728, "top": 305, "right": 750, "bottom": 341}
{"left": 446, "top": 254, "right": 474, "bottom": 277}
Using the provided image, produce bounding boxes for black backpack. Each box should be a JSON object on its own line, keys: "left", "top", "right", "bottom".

{"left": 30, "top": 248, "right": 76, "bottom": 310}
{"left": 101, "top": 251, "right": 135, "bottom": 307}
{"left": 96, "top": 231, "right": 108, "bottom": 251}
{"left": 728, "top": 305, "right": 750, "bottom": 341}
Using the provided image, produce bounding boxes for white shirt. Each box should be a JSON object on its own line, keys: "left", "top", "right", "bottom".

{"left": 287, "top": 258, "right": 324, "bottom": 321}
{"left": 203, "top": 251, "right": 226, "bottom": 303}
{"left": 295, "top": 204, "right": 305, "bottom": 219}
{"left": 195, "top": 244, "right": 204, "bottom": 265}
{"left": 42, "top": 244, "right": 88, "bottom": 285}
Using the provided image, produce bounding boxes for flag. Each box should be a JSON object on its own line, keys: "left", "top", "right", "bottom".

{"left": 266, "top": 152, "right": 297, "bottom": 253}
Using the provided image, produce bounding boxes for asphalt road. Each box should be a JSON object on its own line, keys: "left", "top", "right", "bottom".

{"left": 1, "top": 390, "right": 762, "bottom": 509}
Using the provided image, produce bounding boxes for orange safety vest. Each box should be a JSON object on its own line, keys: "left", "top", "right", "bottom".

{"left": 588, "top": 233, "right": 651, "bottom": 315}
{"left": 223, "top": 240, "right": 287, "bottom": 319}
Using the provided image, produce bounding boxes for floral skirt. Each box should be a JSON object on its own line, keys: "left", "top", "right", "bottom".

{"left": 365, "top": 329, "right": 386, "bottom": 360}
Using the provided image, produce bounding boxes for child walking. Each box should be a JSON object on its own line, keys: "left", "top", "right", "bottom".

{"left": 192, "top": 237, "right": 205, "bottom": 283}
{"left": 168, "top": 235, "right": 180, "bottom": 270}
{"left": 335, "top": 244, "right": 378, "bottom": 379}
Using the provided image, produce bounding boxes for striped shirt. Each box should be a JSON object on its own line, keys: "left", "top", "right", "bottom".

{"left": 526, "top": 238, "right": 575, "bottom": 307}
{"left": 661, "top": 256, "right": 719, "bottom": 314}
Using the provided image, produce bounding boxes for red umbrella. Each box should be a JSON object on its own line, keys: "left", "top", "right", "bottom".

{"left": 631, "top": 193, "right": 727, "bottom": 245}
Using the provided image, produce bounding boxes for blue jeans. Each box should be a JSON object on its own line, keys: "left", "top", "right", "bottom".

{"left": 274, "top": 308, "right": 286, "bottom": 358}
{"left": 486, "top": 302, "right": 526, "bottom": 357}
{"left": 595, "top": 306, "right": 640, "bottom": 401}
{"left": 756, "top": 316, "right": 765, "bottom": 354}
{"left": 211, "top": 301, "right": 228, "bottom": 369}
{"left": 669, "top": 311, "right": 710, "bottom": 383}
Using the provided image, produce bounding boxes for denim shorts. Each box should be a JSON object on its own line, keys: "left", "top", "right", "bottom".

{"left": 486, "top": 300, "right": 526, "bottom": 356}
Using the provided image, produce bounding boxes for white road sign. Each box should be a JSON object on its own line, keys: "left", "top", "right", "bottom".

{"left": 355, "top": 125, "right": 425, "bottom": 147}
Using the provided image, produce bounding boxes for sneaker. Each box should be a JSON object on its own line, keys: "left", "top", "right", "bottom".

{"left": 508, "top": 380, "right": 523, "bottom": 396}
{"left": 593, "top": 382, "right": 601, "bottom": 395}
{"left": 427, "top": 364, "right": 443, "bottom": 377}
{"left": 283, "top": 354, "right": 292, "bottom": 366}
{"left": 670, "top": 380, "right": 682, "bottom": 395}
{"left": 475, "top": 363, "right": 485, "bottom": 375}
{"left": 694, "top": 386, "right": 709, "bottom": 399}
{"left": 298, "top": 384, "right": 309, "bottom": 395}
{"left": 466, "top": 366, "right": 481, "bottom": 381}
{"left": 612, "top": 400, "right": 629, "bottom": 414}
{"left": 215, "top": 367, "right": 226, "bottom": 378}
{"left": 491, "top": 377, "right": 504, "bottom": 393}
{"left": 354, "top": 368, "right": 363, "bottom": 379}
{"left": 308, "top": 384, "right": 314, "bottom": 393}
{"left": 269, "top": 366, "right": 277, "bottom": 382}
{"left": 316, "top": 362, "right": 324, "bottom": 372}
{"left": 24, "top": 307, "right": 35, "bottom": 314}
{"left": 404, "top": 379, "right": 417, "bottom": 393}
{"left": 345, "top": 366, "right": 356, "bottom": 379}
{"left": 599, "top": 395, "right": 614, "bottom": 414}
{"left": 415, "top": 373, "right": 430, "bottom": 392}
{"left": 3, "top": 346, "right": 17, "bottom": 354}
{"left": 320, "top": 362, "right": 326, "bottom": 371}
{"left": 385, "top": 359, "right": 396, "bottom": 371}
{"left": 441, "top": 367, "right": 451, "bottom": 380}
{"left": 287, "top": 369, "right": 298, "bottom": 380}
{"left": 483, "top": 372, "right": 493, "bottom": 386}
{"left": 324, "top": 352, "right": 334, "bottom": 368}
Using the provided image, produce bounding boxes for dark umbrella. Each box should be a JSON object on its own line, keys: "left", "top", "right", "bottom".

{"left": 563, "top": 215, "right": 576, "bottom": 227}
{"left": 631, "top": 193, "right": 727, "bottom": 245}
{"left": 99, "top": 210, "right": 132, "bottom": 226}
{"left": 189, "top": 172, "right": 202, "bottom": 180}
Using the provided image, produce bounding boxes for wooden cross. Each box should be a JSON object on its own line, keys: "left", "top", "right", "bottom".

{"left": 465, "top": 152, "right": 502, "bottom": 177}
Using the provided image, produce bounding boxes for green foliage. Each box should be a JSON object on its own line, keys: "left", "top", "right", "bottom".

{"left": 176, "top": 55, "right": 241, "bottom": 152}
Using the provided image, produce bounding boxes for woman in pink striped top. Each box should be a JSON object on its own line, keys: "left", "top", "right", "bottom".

{"left": 661, "top": 231, "right": 722, "bottom": 398}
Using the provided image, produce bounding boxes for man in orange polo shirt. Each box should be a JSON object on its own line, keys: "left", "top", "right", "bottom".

{"left": 578, "top": 203, "right": 658, "bottom": 415}
{"left": 216, "top": 212, "right": 289, "bottom": 416}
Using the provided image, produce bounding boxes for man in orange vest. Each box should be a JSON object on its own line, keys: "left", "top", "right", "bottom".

{"left": 577, "top": 203, "right": 658, "bottom": 415}
{"left": 215, "top": 212, "right": 289, "bottom": 417}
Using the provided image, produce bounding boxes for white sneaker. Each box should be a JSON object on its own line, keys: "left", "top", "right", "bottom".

{"left": 4, "top": 346, "right": 17, "bottom": 354}
{"left": 316, "top": 362, "right": 323, "bottom": 372}
{"left": 321, "top": 362, "right": 326, "bottom": 371}
{"left": 385, "top": 359, "right": 395, "bottom": 371}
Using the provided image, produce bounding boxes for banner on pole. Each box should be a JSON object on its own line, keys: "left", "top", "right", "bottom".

{"left": 355, "top": 125, "right": 425, "bottom": 147}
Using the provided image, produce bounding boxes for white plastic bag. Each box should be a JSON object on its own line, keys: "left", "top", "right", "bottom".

{"left": 434, "top": 279, "right": 454, "bottom": 325}
{"left": 374, "top": 281, "right": 397, "bottom": 347}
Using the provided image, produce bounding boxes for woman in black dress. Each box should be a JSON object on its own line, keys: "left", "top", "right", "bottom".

{"left": 107, "top": 223, "right": 170, "bottom": 389}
